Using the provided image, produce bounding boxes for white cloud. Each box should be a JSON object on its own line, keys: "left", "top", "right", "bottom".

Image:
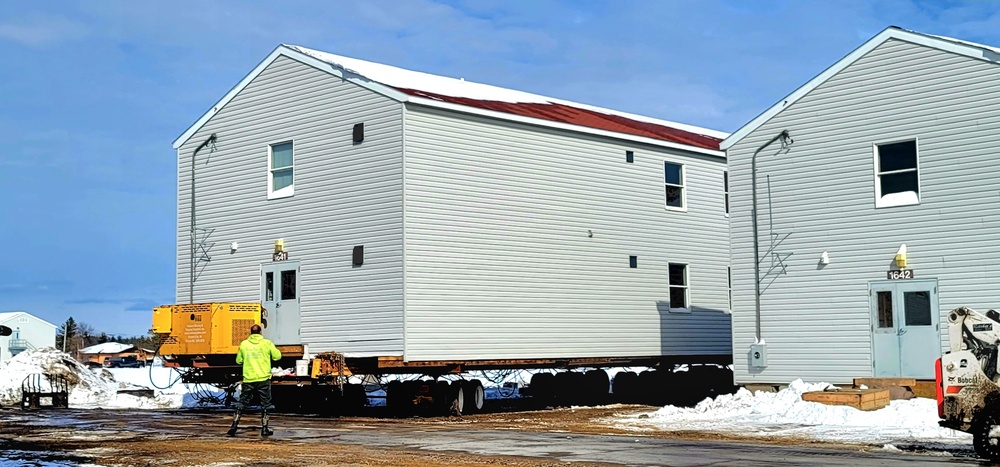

{"left": 0, "top": 16, "right": 88, "bottom": 47}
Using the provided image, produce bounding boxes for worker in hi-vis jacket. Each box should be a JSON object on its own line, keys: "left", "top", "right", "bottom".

{"left": 227, "top": 324, "right": 281, "bottom": 437}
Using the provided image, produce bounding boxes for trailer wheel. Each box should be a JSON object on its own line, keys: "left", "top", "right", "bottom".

{"left": 463, "top": 379, "right": 485, "bottom": 414}
{"left": 973, "top": 409, "right": 1000, "bottom": 460}
{"left": 433, "top": 381, "right": 451, "bottom": 416}
{"left": 529, "top": 373, "right": 555, "bottom": 407}
{"left": 612, "top": 371, "right": 638, "bottom": 403}
{"left": 583, "top": 369, "right": 610, "bottom": 406}
{"left": 450, "top": 380, "right": 466, "bottom": 415}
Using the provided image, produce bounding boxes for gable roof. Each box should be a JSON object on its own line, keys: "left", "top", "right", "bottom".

{"left": 174, "top": 45, "right": 726, "bottom": 156}
{"left": 0, "top": 311, "right": 57, "bottom": 329}
{"left": 721, "top": 26, "right": 1000, "bottom": 150}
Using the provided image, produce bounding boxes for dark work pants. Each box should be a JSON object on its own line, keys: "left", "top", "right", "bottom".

{"left": 235, "top": 380, "right": 274, "bottom": 410}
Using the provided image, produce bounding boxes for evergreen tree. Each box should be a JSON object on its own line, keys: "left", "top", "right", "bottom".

{"left": 56, "top": 317, "right": 77, "bottom": 352}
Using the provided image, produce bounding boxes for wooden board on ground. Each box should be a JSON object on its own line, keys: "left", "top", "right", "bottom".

{"left": 910, "top": 381, "right": 937, "bottom": 399}
{"left": 802, "top": 388, "right": 890, "bottom": 411}
{"left": 852, "top": 377, "right": 916, "bottom": 388}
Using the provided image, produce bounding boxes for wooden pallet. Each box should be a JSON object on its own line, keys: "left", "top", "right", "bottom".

{"left": 801, "top": 388, "right": 890, "bottom": 411}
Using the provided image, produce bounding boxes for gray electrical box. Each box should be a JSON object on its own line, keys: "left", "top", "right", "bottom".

{"left": 750, "top": 343, "right": 767, "bottom": 369}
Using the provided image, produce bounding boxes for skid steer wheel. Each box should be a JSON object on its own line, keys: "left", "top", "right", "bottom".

{"left": 973, "top": 410, "right": 1000, "bottom": 460}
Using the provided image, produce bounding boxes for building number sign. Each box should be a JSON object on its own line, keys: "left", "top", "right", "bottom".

{"left": 886, "top": 269, "right": 914, "bottom": 280}
{"left": 273, "top": 251, "right": 289, "bottom": 262}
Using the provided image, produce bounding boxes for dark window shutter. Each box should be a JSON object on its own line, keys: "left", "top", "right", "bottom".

{"left": 353, "top": 245, "right": 364, "bottom": 266}
{"left": 353, "top": 123, "right": 364, "bottom": 143}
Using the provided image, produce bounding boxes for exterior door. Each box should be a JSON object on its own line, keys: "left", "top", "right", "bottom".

{"left": 869, "top": 279, "right": 939, "bottom": 378}
{"left": 261, "top": 261, "right": 300, "bottom": 345}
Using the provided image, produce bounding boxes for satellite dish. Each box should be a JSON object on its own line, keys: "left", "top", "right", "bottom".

{"left": 0, "top": 325, "right": 11, "bottom": 337}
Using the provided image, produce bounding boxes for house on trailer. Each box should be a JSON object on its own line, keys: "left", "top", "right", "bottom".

{"left": 722, "top": 26, "right": 1000, "bottom": 386}
{"left": 0, "top": 312, "right": 57, "bottom": 365}
{"left": 171, "top": 45, "right": 733, "bottom": 367}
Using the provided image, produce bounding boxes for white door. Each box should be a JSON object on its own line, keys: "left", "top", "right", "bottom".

{"left": 261, "top": 261, "right": 300, "bottom": 345}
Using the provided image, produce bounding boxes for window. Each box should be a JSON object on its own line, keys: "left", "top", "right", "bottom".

{"left": 874, "top": 140, "right": 919, "bottom": 208}
{"left": 268, "top": 141, "right": 294, "bottom": 199}
{"left": 876, "top": 291, "right": 893, "bottom": 328}
{"left": 281, "top": 270, "right": 296, "bottom": 300}
{"left": 668, "top": 263, "right": 689, "bottom": 311}
{"left": 265, "top": 272, "right": 274, "bottom": 301}
{"left": 626, "top": 150, "right": 634, "bottom": 163}
{"left": 629, "top": 256, "right": 638, "bottom": 268}
{"left": 904, "top": 291, "right": 931, "bottom": 326}
{"left": 664, "top": 162, "right": 685, "bottom": 210}
{"left": 723, "top": 171, "right": 729, "bottom": 215}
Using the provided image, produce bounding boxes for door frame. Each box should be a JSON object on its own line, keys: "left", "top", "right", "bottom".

{"left": 260, "top": 260, "right": 301, "bottom": 345}
{"left": 868, "top": 278, "right": 940, "bottom": 378}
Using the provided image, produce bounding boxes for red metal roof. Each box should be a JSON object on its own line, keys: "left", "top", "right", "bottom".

{"left": 395, "top": 88, "right": 722, "bottom": 151}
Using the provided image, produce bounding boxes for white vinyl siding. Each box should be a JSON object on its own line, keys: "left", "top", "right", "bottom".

{"left": 176, "top": 55, "right": 405, "bottom": 357}
{"left": 727, "top": 38, "right": 1000, "bottom": 384}
{"left": 402, "top": 105, "right": 731, "bottom": 361}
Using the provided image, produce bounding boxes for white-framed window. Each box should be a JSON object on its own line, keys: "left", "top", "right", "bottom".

{"left": 874, "top": 139, "right": 919, "bottom": 208}
{"left": 268, "top": 141, "right": 295, "bottom": 199}
{"left": 664, "top": 161, "right": 686, "bottom": 210}
{"left": 668, "top": 262, "right": 690, "bottom": 313}
{"left": 723, "top": 171, "right": 729, "bottom": 216}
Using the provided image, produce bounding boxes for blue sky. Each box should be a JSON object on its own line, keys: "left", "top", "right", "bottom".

{"left": 2, "top": 1, "right": 999, "bottom": 336}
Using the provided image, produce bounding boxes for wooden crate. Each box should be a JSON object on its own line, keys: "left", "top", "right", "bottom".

{"left": 801, "top": 388, "right": 890, "bottom": 411}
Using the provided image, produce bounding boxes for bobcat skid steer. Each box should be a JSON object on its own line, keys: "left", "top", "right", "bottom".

{"left": 938, "top": 306, "right": 1000, "bottom": 460}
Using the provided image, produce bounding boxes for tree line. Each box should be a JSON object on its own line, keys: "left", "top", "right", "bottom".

{"left": 55, "top": 317, "right": 159, "bottom": 354}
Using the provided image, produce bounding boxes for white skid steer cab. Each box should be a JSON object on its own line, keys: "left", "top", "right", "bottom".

{"left": 938, "top": 306, "right": 1000, "bottom": 460}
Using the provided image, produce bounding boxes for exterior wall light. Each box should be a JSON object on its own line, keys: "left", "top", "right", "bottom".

{"left": 895, "top": 244, "right": 907, "bottom": 268}
{"left": 819, "top": 251, "right": 830, "bottom": 265}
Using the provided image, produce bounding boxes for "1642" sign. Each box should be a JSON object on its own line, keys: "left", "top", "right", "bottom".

{"left": 886, "top": 269, "right": 914, "bottom": 280}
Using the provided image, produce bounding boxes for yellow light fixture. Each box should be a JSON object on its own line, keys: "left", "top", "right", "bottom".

{"left": 274, "top": 239, "right": 285, "bottom": 253}
{"left": 895, "top": 244, "right": 907, "bottom": 268}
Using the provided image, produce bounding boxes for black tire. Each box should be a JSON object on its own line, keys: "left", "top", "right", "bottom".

{"left": 974, "top": 410, "right": 1000, "bottom": 460}
{"left": 342, "top": 383, "right": 367, "bottom": 416}
{"left": 529, "top": 372, "right": 555, "bottom": 407}
{"left": 554, "top": 371, "right": 586, "bottom": 407}
{"left": 386, "top": 380, "right": 403, "bottom": 417}
{"left": 612, "top": 371, "right": 638, "bottom": 403}
{"left": 583, "top": 369, "right": 610, "bottom": 406}
{"left": 433, "top": 381, "right": 451, "bottom": 416}
{"left": 462, "top": 379, "right": 485, "bottom": 414}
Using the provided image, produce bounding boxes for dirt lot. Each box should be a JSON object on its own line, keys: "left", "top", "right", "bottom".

{"left": 0, "top": 405, "right": 855, "bottom": 467}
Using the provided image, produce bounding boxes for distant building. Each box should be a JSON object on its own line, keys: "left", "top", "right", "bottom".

{"left": 78, "top": 342, "right": 154, "bottom": 368}
{"left": 0, "top": 312, "right": 57, "bottom": 366}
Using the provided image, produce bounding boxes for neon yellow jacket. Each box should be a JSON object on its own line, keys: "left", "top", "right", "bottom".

{"left": 235, "top": 334, "right": 281, "bottom": 383}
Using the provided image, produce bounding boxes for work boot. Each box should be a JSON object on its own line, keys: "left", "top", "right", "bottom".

{"left": 226, "top": 409, "right": 242, "bottom": 437}
{"left": 260, "top": 409, "right": 273, "bottom": 437}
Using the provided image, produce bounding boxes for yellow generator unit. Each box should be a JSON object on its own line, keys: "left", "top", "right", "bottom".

{"left": 153, "top": 303, "right": 261, "bottom": 355}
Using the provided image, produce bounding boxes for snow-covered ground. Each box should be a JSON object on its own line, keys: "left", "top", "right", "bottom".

{"left": 0, "top": 348, "right": 222, "bottom": 410}
{"left": 611, "top": 379, "right": 971, "bottom": 452}
{"left": 0, "top": 349, "right": 974, "bottom": 453}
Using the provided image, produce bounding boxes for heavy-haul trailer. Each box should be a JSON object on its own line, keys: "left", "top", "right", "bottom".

{"left": 153, "top": 303, "right": 734, "bottom": 415}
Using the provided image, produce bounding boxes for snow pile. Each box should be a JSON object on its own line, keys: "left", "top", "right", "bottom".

{"left": 0, "top": 348, "right": 190, "bottom": 409}
{"left": 614, "top": 379, "right": 971, "bottom": 448}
